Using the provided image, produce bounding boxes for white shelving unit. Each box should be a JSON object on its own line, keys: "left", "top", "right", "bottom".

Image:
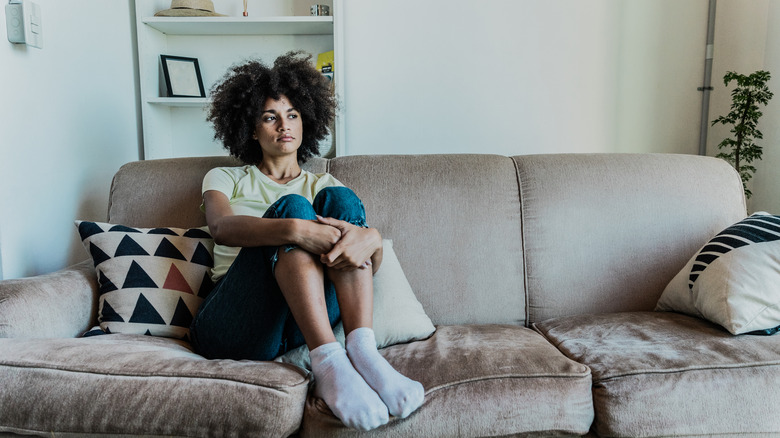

{"left": 141, "top": 16, "right": 335, "bottom": 35}
{"left": 134, "top": 0, "right": 344, "bottom": 160}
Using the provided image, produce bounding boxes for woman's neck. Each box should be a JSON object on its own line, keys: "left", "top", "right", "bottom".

{"left": 257, "top": 158, "right": 302, "bottom": 184}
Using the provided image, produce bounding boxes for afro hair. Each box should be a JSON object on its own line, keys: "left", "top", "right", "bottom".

{"left": 207, "top": 51, "right": 336, "bottom": 164}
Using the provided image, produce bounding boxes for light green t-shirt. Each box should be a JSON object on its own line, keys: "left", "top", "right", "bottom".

{"left": 202, "top": 165, "right": 343, "bottom": 281}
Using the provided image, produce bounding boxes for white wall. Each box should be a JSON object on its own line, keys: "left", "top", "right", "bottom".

{"left": 342, "top": 0, "right": 617, "bottom": 156}
{"left": 0, "top": 0, "right": 140, "bottom": 279}
{"left": 1, "top": 0, "right": 777, "bottom": 279}
{"left": 341, "top": 0, "right": 709, "bottom": 157}
{"left": 614, "top": 1, "right": 709, "bottom": 154}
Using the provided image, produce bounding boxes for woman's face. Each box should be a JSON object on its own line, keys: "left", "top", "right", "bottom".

{"left": 253, "top": 95, "right": 303, "bottom": 159}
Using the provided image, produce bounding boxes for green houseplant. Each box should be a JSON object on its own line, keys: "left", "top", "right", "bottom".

{"left": 711, "top": 70, "right": 773, "bottom": 199}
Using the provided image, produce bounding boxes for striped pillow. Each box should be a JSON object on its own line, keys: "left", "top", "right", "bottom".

{"left": 656, "top": 213, "right": 780, "bottom": 335}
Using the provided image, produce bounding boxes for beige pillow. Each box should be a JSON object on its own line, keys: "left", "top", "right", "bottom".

{"left": 276, "top": 239, "right": 435, "bottom": 369}
{"left": 656, "top": 213, "right": 780, "bottom": 335}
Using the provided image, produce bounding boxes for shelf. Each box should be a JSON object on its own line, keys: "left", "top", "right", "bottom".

{"left": 135, "top": 0, "right": 344, "bottom": 160}
{"left": 147, "top": 97, "right": 210, "bottom": 107}
{"left": 142, "top": 16, "right": 334, "bottom": 35}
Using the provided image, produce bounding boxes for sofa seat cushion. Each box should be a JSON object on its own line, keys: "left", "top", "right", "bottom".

{"left": 534, "top": 312, "right": 780, "bottom": 437}
{"left": 300, "top": 324, "right": 594, "bottom": 437}
{"left": 0, "top": 335, "right": 309, "bottom": 437}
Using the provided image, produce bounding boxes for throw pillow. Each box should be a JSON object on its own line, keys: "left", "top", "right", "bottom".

{"left": 276, "top": 239, "right": 436, "bottom": 369}
{"left": 76, "top": 221, "right": 215, "bottom": 340}
{"left": 656, "top": 213, "right": 780, "bottom": 335}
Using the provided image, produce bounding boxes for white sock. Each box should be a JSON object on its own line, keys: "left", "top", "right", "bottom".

{"left": 309, "top": 342, "right": 389, "bottom": 431}
{"left": 346, "top": 327, "right": 425, "bottom": 418}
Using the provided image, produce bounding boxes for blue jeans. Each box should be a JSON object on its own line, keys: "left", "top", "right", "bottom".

{"left": 190, "top": 186, "right": 367, "bottom": 360}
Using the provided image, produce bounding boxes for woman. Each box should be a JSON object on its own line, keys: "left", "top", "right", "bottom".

{"left": 189, "top": 52, "right": 423, "bottom": 431}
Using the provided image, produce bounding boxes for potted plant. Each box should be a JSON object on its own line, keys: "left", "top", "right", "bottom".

{"left": 711, "top": 70, "right": 773, "bottom": 199}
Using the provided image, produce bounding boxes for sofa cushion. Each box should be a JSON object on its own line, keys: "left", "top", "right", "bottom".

{"left": 276, "top": 239, "right": 435, "bottom": 369}
{"left": 534, "top": 312, "right": 780, "bottom": 437}
{"left": 513, "top": 153, "right": 746, "bottom": 323}
{"left": 0, "top": 335, "right": 309, "bottom": 437}
{"left": 328, "top": 154, "right": 526, "bottom": 327}
{"left": 657, "top": 213, "right": 780, "bottom": 335}
{"left": 299, "top": 324, "right": 594, "bottom": 437}
{"left": 76, "top": 221, "right": 215, "bottom": 340}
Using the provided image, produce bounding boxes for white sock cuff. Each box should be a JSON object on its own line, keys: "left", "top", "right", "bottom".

{"left": 310, "top": 341, "right": 344, "bottom": 366}
{"left": 346, "top": 327, "right": 376, "bottom": 347}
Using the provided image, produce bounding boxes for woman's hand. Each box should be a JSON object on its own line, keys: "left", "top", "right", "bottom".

{"left": 316, "top": 216, "right": 382, "bottom": 271}
{"left": 291, "top": 219, "right": 343, "bottom": 255}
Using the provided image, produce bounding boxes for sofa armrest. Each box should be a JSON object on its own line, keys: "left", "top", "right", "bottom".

{"left": 0, "top": 260, "right": 98, "bottom": 338}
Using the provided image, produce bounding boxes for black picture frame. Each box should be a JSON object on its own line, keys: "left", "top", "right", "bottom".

{"left": 160, "top": 55, "right": 206, "bottom": 98}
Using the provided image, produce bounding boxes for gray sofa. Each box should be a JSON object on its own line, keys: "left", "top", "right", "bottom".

{"left": 1, "top": 153, "right": 777, "bottom": 437}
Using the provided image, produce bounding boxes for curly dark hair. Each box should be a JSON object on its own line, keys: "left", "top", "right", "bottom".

{"left": 207, "top": 51, "right": 336, "bottom": 164}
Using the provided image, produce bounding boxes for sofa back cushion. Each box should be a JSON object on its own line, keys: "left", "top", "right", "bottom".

{"left": 106, "top": 153, "right": 746, "bottom": 328}
{"left": 107, "top": 154, "right": 526, "bottom": 327}
{"left": 328, "top": 154, "right": 526, "bottom": 326}
{"left": 513, "top": 153, "right": 747, "bottom": 324}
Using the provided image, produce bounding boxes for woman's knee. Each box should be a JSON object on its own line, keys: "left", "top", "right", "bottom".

{"left": 265, "top": 194, "right": 317, "bottom": 220}
{"left": 314, "top": 186, "right": 358, "bottom": 206}
{"left": 313, "top": 187, "right": 367, "bottom": 226}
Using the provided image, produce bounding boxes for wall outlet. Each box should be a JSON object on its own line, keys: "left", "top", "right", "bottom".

{"left": 6, "top": 0, "right": 42, "bottom": 49}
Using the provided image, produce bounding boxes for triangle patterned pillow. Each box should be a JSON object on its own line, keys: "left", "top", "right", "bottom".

{"left": 76, "top": 221, "right": 215, "bottom": 340}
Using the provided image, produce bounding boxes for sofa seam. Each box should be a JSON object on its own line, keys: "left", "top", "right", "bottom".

{"left": 0, "top": 425, "right": 191, "bottom": 438}
{"left": 530, "top": 323, "right": 565, "bottom": 350}
{"left": 594, "top": 360, "right": 780, "bottom": 383}
{"left": 0, "top": 362, "right": 310, "bottom": 391}
{"left": 424, "top": 372, "right": 592, "bottom": 395}
{"left": 510, "top": 156, "right": 531, "bottom": 328}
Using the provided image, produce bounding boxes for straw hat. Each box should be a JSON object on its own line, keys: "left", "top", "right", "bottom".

{"left": 155, "top": 0, "right": 225, "bottom": 17}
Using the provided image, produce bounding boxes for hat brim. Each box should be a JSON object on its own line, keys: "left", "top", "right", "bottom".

{"left": 154, "top": 8, "right": 226, "bottom": 17}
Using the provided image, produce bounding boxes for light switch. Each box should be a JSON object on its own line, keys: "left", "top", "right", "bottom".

{"left": 5, "top": 0, "right": 42, "bottom": 49}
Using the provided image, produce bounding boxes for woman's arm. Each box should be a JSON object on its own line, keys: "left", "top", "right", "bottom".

{"left": 204, "top": 190, "right": 342, "bottom": 255}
